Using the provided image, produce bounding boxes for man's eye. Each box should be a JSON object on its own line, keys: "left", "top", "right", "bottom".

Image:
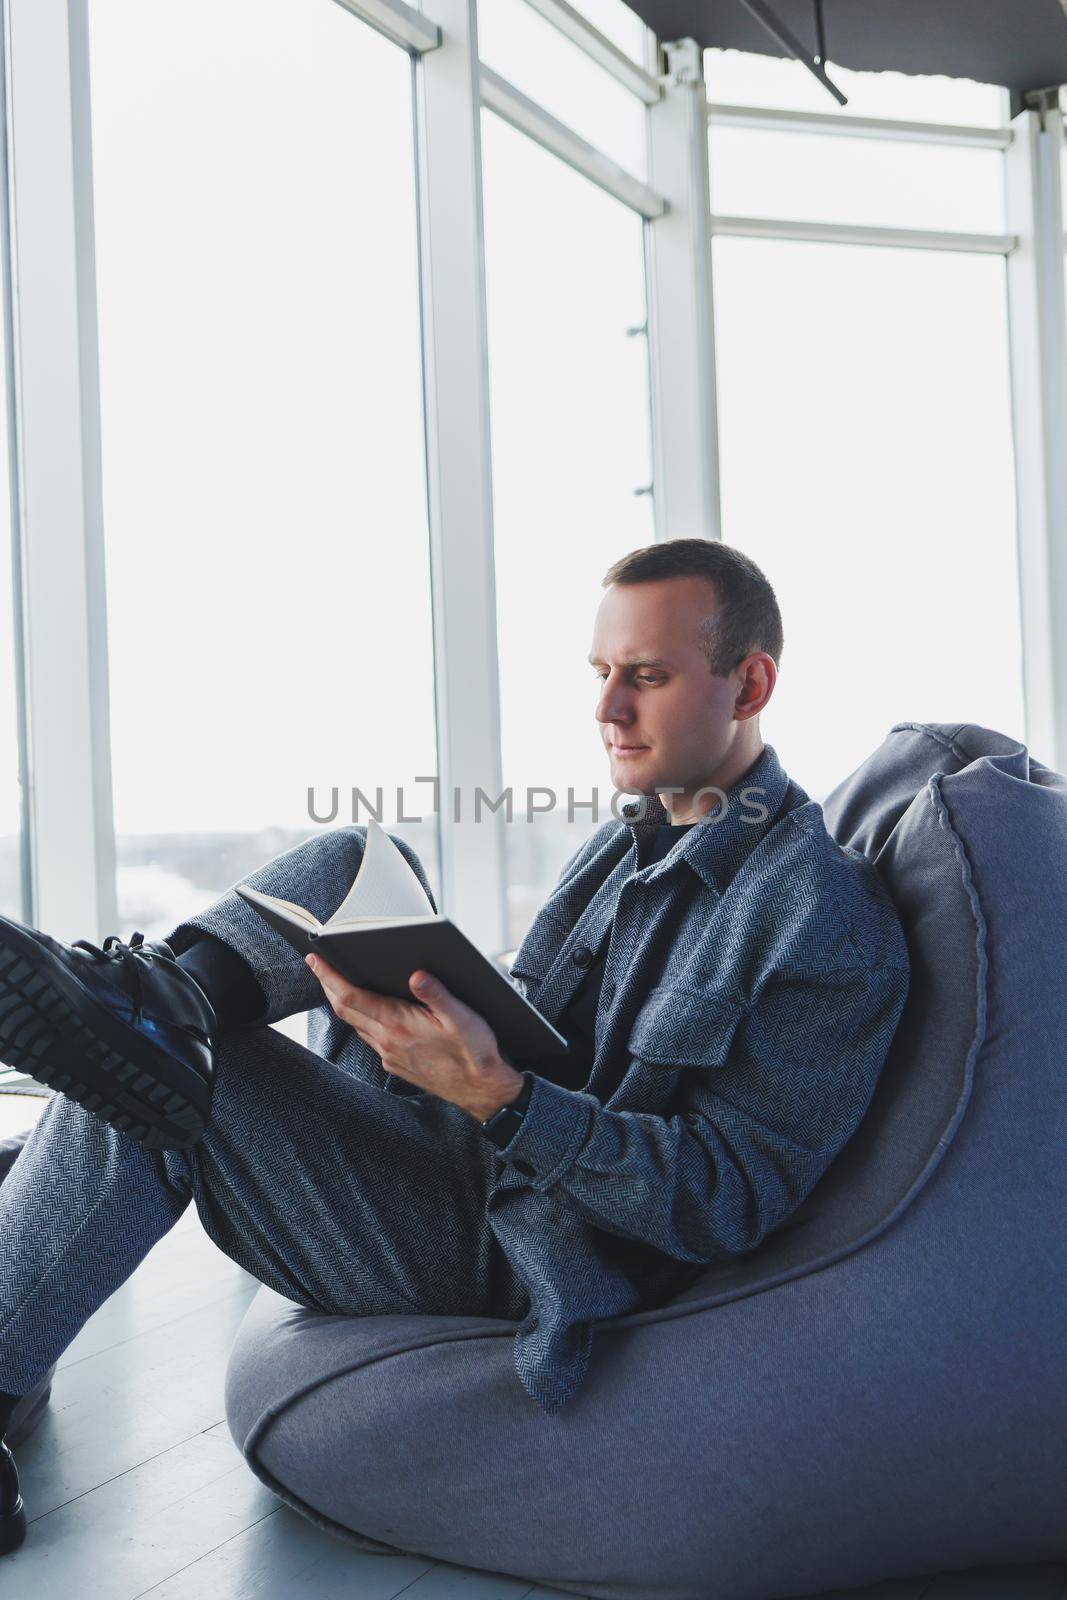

{"left": 593, "top": 671, "right": 662, "bottom": 684}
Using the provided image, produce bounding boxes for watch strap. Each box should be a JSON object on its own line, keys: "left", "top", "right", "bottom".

{"left": 480, "top": 1071, "right": 533, "bottom": 1149}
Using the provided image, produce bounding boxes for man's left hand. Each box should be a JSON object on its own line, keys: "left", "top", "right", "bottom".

{"left": 304, "top": 954, "right": 525, "bottom": 1121}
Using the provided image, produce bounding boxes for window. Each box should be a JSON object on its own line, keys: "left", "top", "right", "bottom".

{"left": 0, "top": 565, "right": 17, "bottom": 923}
{"left": 567, "top": 0, "right": 647, "bottom": 62}
{"left": 478, "top": 0, "right": 648, "bottom": 175}
{"left": 0, "top": 279, "right": 19, "bottom": 924}
{"left": 0, "top": 251, "right": 22, "bottom": 1086}
{"left": 712, "top": 239, "right": 1024, "bottom": 802}
{"left": 88, "top": 0, "right": 439, "bottom": 943}
{"left": 708, "top": 127, "right": 1005, "bottom": 234}
{"left": 705, "top": 52, "right": 1023, "bottom": 802}
{"left": 705, "top": 49, "right": 1010, "bottom": 236}
{"left": 481, "top": 111, "right": 654, "bottom": 945}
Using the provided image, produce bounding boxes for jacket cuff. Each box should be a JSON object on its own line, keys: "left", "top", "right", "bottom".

{"left": 489, "top": 1071, "right": 595, "bottom": 1190}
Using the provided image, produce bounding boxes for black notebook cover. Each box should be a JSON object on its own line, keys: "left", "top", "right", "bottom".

{"left": 235, "top": 885, "right": 570, "bottom": 1063}
{"left": 311, "top": 920, "right": 570, "bottom": 1062}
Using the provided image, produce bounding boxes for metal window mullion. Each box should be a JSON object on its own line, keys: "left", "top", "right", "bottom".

{"left": 0, "top": 3, "right": 28, "bottom": 925}
{"left": 331, "top": 0, "right": 440, "bottom": 55}
{"left": 520, "top": 0, "right": 661, "bottom": 105}
{"left": 1004, "top": 98, "right": 1067, "bottom": 773}
{"left": 5, "top": 0, "right": 117, "bottom": 944}
{"left": 707, "top": 102, "right": 1012, "bottom": 150}
{"left": 710, "top": 213, "right": 1016, "bottom": 255}
{"left": 643, "top": 36, "right": 721, "bottom": 541}
{"left": 411, "top": 0, "right": 508, "bottom": 956}
{"left": 479, "top": 66, "right": 665, "bottom": 218}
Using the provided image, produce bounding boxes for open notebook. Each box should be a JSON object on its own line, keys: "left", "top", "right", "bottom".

{"left": 237, "top": 817, "right": 570, "bottom": 1062}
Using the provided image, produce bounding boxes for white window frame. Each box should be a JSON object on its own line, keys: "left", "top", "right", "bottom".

{"left": 1004, "top": 90, "right": 1067, "bottom": 775}
{"left": 704, "top": 70, "right": 1066, "bottom": 771}
{"left": 2, "top": 0, "right": 116, "bottom": 943}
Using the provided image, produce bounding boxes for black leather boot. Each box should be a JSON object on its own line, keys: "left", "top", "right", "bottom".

{"left": 0, "top": 1365, "right": 58, "bottom": 1558}
{"left": 0, "top": 1436, "right": 25, "bottom": 1556}
{"left": 0, "top": 918, "right": 217, "bottom": 1151}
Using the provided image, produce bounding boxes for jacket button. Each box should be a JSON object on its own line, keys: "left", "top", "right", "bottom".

{"left": 571, "top": 944, "right": 594, "bottom": 969}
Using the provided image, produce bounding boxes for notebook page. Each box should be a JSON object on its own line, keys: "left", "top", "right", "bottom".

{"left": 325, "top": 817, "right": 434, "bottom": 924}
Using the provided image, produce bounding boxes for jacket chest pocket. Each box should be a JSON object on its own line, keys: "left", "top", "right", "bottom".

{"left": 626, "top": 984, "right": 748, "bottom": 1069}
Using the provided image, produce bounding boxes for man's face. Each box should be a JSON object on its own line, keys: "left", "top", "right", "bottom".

{"left": 588, "top": 576, "right": 754, "bottom": 802}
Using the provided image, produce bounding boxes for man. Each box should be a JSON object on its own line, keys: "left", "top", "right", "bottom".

{"left": 0, "top": 538, "right": 910, "bottom": 1555}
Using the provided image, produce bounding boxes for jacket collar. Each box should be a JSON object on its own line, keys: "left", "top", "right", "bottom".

{"left": 620, "top": 741, "right": 795, "bottom": 894}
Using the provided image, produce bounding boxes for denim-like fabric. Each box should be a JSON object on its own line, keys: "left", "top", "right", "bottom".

{"left": 485, "top": 739, "right": 910, "bottom": 1410}
{"left": 0, "top": 825, "right": 524, "bottom": 1399}
{"left": 189, "top": 742, "right": 907, "bottom": 1416}
{"left": 0, "top": 998, "right": 527, "bottom": 1395}
{"left": 527, "top": 821, "right": 697, "bottom": 1089}
{"left": 0, "top": 742, "right": 909, "bottom": 1417}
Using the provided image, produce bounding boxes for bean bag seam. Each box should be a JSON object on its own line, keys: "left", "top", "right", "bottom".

{"left": 889, "top": 720, "right": 1014, "bottom": 769}
{"left": 234, "top": 1320, "right": 536, "bottom": 1555}
{"left": 228, "top": 1419, "right": 409, "bottom": 1555}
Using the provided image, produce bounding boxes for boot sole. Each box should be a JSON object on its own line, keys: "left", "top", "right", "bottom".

{"left": 0, "top": 921, "right": 210, "bottom": 1151}
{"left": 0, "top": 1501, "right": 26, "bottom": 1557}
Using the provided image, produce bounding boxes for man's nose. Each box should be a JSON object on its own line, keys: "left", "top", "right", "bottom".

{"left": 595, "top": 682, "right": 635, "bottom": 725}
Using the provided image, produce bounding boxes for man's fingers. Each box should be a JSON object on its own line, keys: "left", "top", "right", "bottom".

{"left": 306, "top": 954, "right": 391, "bottom": 1023}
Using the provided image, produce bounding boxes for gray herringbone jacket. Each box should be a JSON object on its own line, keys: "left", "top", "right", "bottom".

{"left": 472, "top": 740, "right": 911, "bottom": 1415}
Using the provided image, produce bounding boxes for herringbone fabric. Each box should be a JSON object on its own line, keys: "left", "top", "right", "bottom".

{"left": 481, "top": 742, "right": 911, "bottom": 1410}
{"left": 0, "top": 1013, "right": 527, "bottom": 1395}
{"left": 0, "top": 741, "right": 909, "bottom": 1415}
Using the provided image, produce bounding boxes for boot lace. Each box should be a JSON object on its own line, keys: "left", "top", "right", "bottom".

{"left": 71, "top": 930, "right": 150, "bottom": 1023}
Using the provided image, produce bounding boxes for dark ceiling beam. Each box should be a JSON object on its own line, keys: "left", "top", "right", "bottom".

{"left": 622, "top": 0, "right": 1067, "bottom": 109}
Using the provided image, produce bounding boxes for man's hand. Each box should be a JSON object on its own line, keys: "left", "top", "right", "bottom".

{"left": 305, "top": 954, "right": 525, "bottom": 1121}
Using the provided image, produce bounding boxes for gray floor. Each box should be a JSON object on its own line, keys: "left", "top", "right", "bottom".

{"left": 7, "top": 1200, "right": 569, "bottom": 1599}
{"left": 1, "top": 1095, "right": 1064, "bottom": 1600}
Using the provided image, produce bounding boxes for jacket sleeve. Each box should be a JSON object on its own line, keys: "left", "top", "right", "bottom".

{"left": 488, "top": 959, "right": 910, "bottom": 1263}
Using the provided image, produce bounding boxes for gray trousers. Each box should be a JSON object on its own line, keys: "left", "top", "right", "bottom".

{"left": 0, "top": 828, "right": 528, "bottom": 1396}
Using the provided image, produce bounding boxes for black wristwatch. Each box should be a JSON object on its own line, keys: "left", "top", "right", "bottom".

{"left": 481, "top": 1072, "right": 533, "bottom": 1149}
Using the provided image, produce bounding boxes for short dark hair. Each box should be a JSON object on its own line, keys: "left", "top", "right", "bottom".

{"left": 601, "top": 537, "right": 784, "bottom": 677}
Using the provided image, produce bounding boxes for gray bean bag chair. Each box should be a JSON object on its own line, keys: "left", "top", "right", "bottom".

{"left": 224, "top": 721, "right": 1067, "bottom": 1599}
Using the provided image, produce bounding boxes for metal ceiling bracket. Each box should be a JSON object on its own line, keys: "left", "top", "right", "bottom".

{"left": 735, "top": 0, "right": 847, "bottom": 106}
